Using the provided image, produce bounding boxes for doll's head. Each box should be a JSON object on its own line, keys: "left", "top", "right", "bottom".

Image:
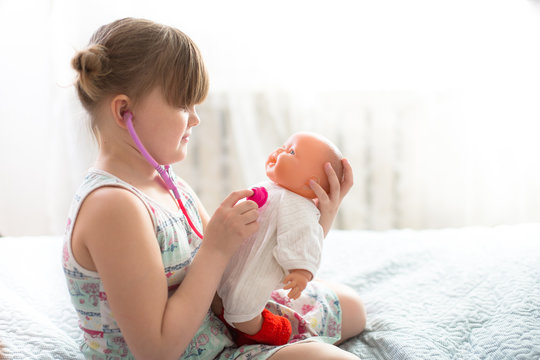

{"left": 265, "top": 132, "right": 343, "bottom": 199}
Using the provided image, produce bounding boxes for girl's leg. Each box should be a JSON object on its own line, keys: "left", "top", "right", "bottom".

{"left": 269, "top": 341, "right": 359, "bottom": 360}
{"left": 316, "top": 279, "right": 366, "bottom": 344}
{"left": 269, "top": 280, "right": 365, "bottom": 359}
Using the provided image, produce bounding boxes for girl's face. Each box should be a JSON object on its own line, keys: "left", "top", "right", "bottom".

{"left": 265, "top": 133, "right": 332, "bottom": 199}
{"left": 131, "top": 87, "right": 200, "bottom": 164}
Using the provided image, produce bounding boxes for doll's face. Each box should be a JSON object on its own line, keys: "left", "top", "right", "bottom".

{"left": 266, "top": 132, "right": 336, "bottom": 199}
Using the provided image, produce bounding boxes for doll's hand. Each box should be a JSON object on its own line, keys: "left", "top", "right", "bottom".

{"left": 310, "top": 158, "right": 354, "bottom": 236}
{"left": 203, "top": 189, "right": 259, "bottom": 258}
{"left": 283, "top": 269, "right": 312, "bottom": 300}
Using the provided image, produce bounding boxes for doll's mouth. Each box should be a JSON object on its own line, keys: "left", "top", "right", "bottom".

{"left": 266, "top": 154, "right": 277, "bottom": 167}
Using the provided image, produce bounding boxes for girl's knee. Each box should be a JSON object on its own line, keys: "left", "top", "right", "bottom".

{"left": 340, "top": 288, "right": 366, "bottom": 336}
{"left": 338, "top": 287, "right": 366, "bottom": 333}
{"left": 270, "top": 342, "right": 359, "bottom": 360}
{"left": 318, "top": 280, "right": 366, "bottom": 340}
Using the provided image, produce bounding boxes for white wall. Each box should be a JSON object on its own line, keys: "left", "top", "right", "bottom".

{"left": 1, "top": 0, "right": 539, "bottom": 235}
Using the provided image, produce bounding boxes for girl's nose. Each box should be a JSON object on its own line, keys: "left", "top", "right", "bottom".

{"left": 189, "top": 109, "right": 200, "bottom": 127}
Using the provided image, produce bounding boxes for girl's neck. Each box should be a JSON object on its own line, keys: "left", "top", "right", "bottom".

{"left": 94, "top": 138, "right": 161, "bottom": 189}
{"left": 92, "top": 115, "right": 177, "bottom": 194}
{"left": 94, "top": 145, "right": 181, "bottom": 213}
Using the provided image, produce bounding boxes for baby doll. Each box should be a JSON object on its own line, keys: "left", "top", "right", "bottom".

{"left": 217, "top": 132, "right": 344, "bottom": 346}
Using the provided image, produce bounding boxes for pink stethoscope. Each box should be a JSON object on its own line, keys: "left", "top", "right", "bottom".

{"left": 124, "top": 111, "right": 267, "bottom": 240}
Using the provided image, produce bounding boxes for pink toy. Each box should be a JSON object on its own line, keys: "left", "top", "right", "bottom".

{"left": 247, "top": 187, "right": 268, "bottom": 208}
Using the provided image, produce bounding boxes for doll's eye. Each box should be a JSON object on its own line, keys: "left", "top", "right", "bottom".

{"left": 289, "top": 149, "right": 295, "bottom": 155}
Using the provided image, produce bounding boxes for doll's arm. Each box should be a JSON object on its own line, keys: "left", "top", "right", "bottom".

{"left": 310, "top": 159, "right": 353, "bottom": 236}
{"left": 283, "top": 269, "right": 312, "bottom": 300}
{"left": 274, "top": 189, "right": 323, "bottom": 300}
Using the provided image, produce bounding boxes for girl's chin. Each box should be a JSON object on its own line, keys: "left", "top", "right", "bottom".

{"left": 166, "top": 149, "right": 187, "bottom": 164}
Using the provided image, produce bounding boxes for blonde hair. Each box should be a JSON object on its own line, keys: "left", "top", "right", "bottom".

{"left": 71, "top": 18, "right": 208, "bottom": 131}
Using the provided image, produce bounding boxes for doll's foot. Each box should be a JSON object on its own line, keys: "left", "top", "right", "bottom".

{"left": 235, "top": 309, "right": 292, "bottom": 346}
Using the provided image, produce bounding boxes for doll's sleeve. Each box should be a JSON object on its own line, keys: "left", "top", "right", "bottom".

{"left": 273, "top": 192, "right": 324, "bottom": 277}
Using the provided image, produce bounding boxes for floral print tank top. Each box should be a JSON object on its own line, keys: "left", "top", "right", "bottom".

{"left": 62, "top": 168, "right": 203, "bottom": 358}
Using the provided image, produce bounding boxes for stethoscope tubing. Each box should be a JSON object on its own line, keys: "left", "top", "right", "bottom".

{"left": 125, "top": 111, "right": 204, "bottom": 239}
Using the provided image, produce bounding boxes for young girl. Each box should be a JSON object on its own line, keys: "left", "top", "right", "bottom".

{"left": 63, "top": 17, "right": 365, "bottom": 360}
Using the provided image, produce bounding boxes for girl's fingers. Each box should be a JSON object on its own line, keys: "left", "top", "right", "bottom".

{"left": 240, "top": 208, "right": 259, "bottom": 225}
{"left": 309, "top": 179, "right": 328, "bottom": 202}
{"left": 325, "top": 162, "right": 340, "bottom": 200}
{"left": 234, "top": 199, "right": 259, "bottom": 214}
{"left": 340, "top": 158, "right": 354, "bottom": 195}
{"left": 221, "top": 189, "right": 255, "bottom": 208}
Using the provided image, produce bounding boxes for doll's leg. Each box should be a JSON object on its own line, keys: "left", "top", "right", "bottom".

{"left": 315, "top": 279, "right": 366, "bottom": 345}
{"left": 212, "top": 293, "right": 291, "bottom": 346}
{"left": 232, "top": 309, "right": 292, "bottom": 346}
{"left": 232, "top": 314, "right": 264, "bottom": 335}
{"left": 213, "top": 293, "right": 292, "bottom": 346}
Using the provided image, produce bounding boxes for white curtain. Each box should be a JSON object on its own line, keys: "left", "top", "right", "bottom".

{"left": 1, "top": 0, "right": 539, "bottom": 235}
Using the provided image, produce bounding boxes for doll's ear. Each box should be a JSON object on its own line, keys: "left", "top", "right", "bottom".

{"left": 110, "top": 95, "right": 131, "bottom": 128}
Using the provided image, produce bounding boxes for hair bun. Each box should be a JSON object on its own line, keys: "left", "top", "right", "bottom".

{"left": 71, "top": 44, "right": 110, "bottom": 102}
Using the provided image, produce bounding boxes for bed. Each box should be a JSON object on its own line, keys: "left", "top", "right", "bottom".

{"left": 1, "top": 224, "right": 539, "bottom": 359}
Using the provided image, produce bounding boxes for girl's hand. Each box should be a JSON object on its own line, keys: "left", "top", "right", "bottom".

{"left": 310, "top": 158, "right": 354, "bottom": 236}
{"left": 202, "top": 189, "right": 260, "bottom": 258}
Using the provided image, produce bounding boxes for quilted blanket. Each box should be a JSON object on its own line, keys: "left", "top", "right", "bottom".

{"left": 1, "top": 224, "right": 539, "bottom": 359}
{"left": 319, "top": 225, "right": 540, "bottom": 360}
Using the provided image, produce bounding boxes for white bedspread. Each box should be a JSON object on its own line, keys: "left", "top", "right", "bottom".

{"left": 319, "top": 225, "right": 540, "bottom": 360}
{"left": 0, "top": 236, "right": 83, "bottom": 359}
{"left": 1, "top": 224, "right": 539, "bottom": 359}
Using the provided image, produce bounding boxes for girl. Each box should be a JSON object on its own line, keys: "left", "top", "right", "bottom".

{"left": 64, "top": 17, "right": 365, "bottom": 360}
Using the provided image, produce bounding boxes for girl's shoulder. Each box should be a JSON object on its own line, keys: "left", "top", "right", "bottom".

{"left": 76, "top": 168, "right": 156, "bottom": 229}
{"left": 72, "top": 184, "right": 156, "bottom": 262}
{"left": 77, "top": 185, "right": 154, "bottom": 244}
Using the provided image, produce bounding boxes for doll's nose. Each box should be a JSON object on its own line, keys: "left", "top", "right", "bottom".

{"left": 268, "top": 148, "right": 283, "bottom": 162}
{"left": 275, "top": 147, "right": 289, "bottom": 157}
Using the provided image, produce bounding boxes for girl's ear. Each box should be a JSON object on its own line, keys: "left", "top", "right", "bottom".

{"left": 110, "top": 94, "right": 131, "bottom": 128}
